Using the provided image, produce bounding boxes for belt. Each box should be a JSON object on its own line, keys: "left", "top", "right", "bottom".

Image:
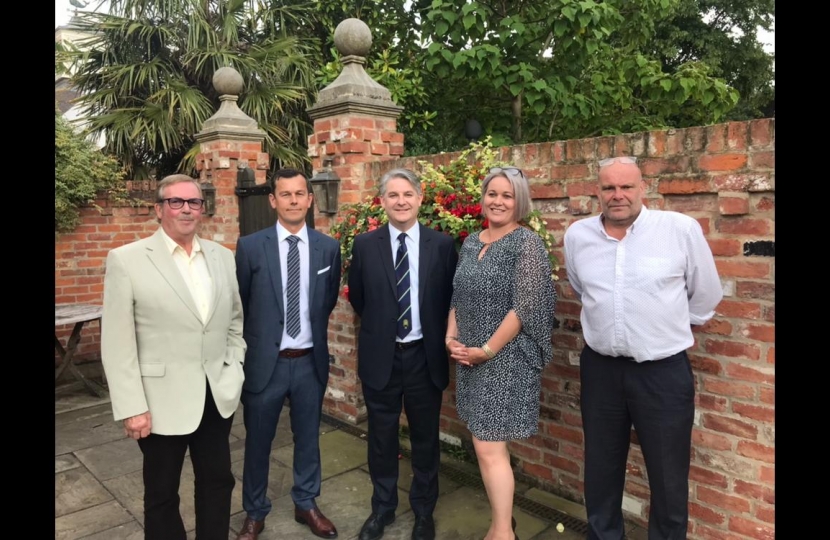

{"left": 395, "top": 338, "right": 424, "bottom": 351}
{"left": 279, "top": 347, "right": 313, "bottom": 358}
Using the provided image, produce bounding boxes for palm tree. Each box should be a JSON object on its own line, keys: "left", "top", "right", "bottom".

{"left": 65, "top": 0, "right": 319, "bottom": 179}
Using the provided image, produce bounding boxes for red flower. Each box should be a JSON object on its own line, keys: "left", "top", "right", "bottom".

{"left": 340, "top": 285, "right": 350, "bottom": 300}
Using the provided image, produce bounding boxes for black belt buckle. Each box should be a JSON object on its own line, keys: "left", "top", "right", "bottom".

{"left": 395, "top": 338, "right": 423, "bottom": 351}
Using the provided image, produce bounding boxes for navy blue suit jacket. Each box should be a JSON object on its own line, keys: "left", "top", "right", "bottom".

{"left": 348, "top": 223, "right": 458, "bottom": 392}
{"left": 236, "top": 226, "right": 341, "bottom": 393}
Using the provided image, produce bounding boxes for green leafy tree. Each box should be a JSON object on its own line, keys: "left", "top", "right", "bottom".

{"left": 55, "top": 106, "right": 125, "bottom": 236}
{"left": 63, "top": 0, "right": 319, "bottom": 179}
{"left": 650, "top": 0, "right": 774, "bottom": 120}
{"left": 420, "top": 0, "right": 740, "bottom": 145}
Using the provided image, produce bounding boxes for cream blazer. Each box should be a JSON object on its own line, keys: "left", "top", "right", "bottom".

{"left": 101, "top": 229, "right": 246, "bottom": 435}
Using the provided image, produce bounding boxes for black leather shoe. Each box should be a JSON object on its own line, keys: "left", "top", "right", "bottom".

{"left": 411, "top": 515, "right": 435, "bottom": 540}
{"left": 358, "top": 511, "right": 395, "bottom": 540}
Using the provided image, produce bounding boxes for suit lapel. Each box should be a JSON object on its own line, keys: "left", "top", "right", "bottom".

{"left": 376, "top": 225, "right": 397, "bottom": 294}
{"left": 145, "top": 229, "right": 203, "bottom": 322}
{"left": 418, "top": 224, "right": 432, "bottom": 307}
{"left": 264, "top": 228, "right": 285, "bottom": 317}
{"left": 308, "top": 230, "right": 323, "bottom": 307}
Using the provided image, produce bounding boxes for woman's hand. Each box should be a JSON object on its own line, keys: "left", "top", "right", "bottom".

{"left": 450, "top": 345, "right": 490, "bottom": 367}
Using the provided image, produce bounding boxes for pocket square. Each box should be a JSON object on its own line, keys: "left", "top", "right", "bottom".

{"left": 317, "top": 266, "right": 331, "bottom": 275}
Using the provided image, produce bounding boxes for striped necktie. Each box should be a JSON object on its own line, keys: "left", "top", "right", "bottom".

{"left": 285, "top": 235, "right": 301, "bottom": 338}
{"left": 395, "top": 232, "right": 411, "bottom": 340}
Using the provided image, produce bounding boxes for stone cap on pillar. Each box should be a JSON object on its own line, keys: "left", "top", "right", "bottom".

{"left": 307, "top": 18, "right": 403, "bottom": 120}
{"left": 195, "top": 66, "right": 266, "bottom": 143}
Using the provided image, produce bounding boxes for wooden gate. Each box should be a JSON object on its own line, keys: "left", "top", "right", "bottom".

{"left": 236, "top": 165, "right": 315, "bottom": 238}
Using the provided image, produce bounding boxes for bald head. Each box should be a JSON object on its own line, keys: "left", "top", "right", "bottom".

{"left": 597, "top": 160, "right": 646, "bottom": 230}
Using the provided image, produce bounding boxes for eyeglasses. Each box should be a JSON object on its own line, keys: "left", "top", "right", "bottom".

{"left": 489, "top": 166, "right": 526, "bottom": 180}
{"left": 598, "top": 157, "right": 638, "bottom": 168}
{"left": 159, "top": 197, "right": 205, "bottom": 210}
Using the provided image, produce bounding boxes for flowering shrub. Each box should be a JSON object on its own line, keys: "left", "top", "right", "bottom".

{"left": 330, "top": 139, "right": 559, "bottom": 286}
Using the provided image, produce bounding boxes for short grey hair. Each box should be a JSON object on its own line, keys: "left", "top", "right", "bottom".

{"left": 481, "top": 167, "right": 532, "bottom": 222}
{"left": 378, "top": 168, "right": 422, "bottom": 196}
{"left": 156, "top": 174, "right": 203, "bottom": 201}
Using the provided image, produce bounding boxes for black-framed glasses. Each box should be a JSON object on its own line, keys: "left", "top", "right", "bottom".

{"left": 598, "top": 156, "right": 638, "bottom": 168}
{"left": 489, "top": 166, "right": 526, "bottom": 180}
{"left": 159, "top": 197, "right": 205, "bottom": 210}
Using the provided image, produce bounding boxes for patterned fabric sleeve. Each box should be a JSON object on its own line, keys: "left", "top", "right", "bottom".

{"left": 512, "top": 230, "right": 556, "bottom": 370}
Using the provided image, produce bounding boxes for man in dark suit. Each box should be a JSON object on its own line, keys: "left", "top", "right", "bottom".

{"left": 348, "top": 168, "right": 458, "bottom": 540}
{"left": 234, "top": 168, "right": 342, "bottom": 540}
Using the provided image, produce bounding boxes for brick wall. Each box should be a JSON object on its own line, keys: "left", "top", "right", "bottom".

{"left": 398, "top": 119, "right": 774, "bottom": 540}
{"left": 55, "top": 118, "right": 774, "bottom": 539}
{"left": 54, "top": 182, "right": 159, "bottom": 367}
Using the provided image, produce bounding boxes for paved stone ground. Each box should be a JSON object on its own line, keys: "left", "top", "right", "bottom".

{"left": 56, "top": 381, "right": 647, "bottom": 540}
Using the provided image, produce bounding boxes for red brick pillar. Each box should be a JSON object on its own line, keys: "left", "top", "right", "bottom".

{"left": 194, "top": 67, "right": 269, "bottom": 250}
{"left": 307, "top": 18, "right": 405, "bottom": 423}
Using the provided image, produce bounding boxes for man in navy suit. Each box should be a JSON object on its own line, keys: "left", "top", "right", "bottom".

{"left": 348, "top": 168, "right": 458, "bottom": 540}
{"left": 234, "top": 168, "right": 342, "bottom": 540}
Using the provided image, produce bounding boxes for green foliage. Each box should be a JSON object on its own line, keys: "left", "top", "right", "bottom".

{"left": 55, "top": 106, "right": 125, "bottom": 236}
{"left": 420, "top": 0, "right": 742, "bottom": 144}
{"left": 330, "top": 139, "right": 559, "bottom": 285}
{"left": 64, "top": 0, "right": 318, "bottom": 179}
{"left": 650, "top": 0, "right": 775, "bottom": 120}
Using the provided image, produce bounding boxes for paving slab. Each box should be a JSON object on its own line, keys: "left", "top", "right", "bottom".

{"left": 105, "top": 456, "right": 246, "bottom": 534}
{"left": 271, "top": 429, "right": 369, "bottom": 481}
{"left": 56, "top": 453, "right": 83, "bottom": 474}
{"left": 81, "top": 521, "right": 144, "bottom": 540}
{"left": 75, "top": 436, "right": 144, "bottom": 481}
{"left": 55, "top": 500, "right": 134, "bottom": 540}
{"left": 55, "top": 382, "right": 111, "bottom": 416}
{"left": 56, "top": 413, "right": 127, "bottom": 455}
{"left": 55, "top": 402, "right": 113, "bottom": 426}
{"left": 55, "top": 382, "right": 599, "bottom": 540}
{"left": 56, "top": 466, "right": 113, "bottom": 518}
{"left": 524, "top": 487, "right": 588, "bottom": 522}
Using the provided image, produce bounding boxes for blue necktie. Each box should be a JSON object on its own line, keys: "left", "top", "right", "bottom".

{"left": 285, "top": 235, "right": 301, "bottom": 338}
{"left": 395, "top": 233, "right": 411, "bottom": 340}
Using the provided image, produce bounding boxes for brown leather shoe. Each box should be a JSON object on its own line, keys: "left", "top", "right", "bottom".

{"left": 236, "top": 516, "right": 265, "bottom": 540}
{"left": 295, "top": 506, "right": 338, "bottom": 539}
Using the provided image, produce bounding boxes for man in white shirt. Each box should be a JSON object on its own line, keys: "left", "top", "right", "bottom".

{"left": 234, "top": 168, "right": 342, "bottom": 540}
{"left": 101, "top": 174, "right": 246, "bottom": 540}
{"left": 564, "top": 157, "right": 723, "bottom": 540}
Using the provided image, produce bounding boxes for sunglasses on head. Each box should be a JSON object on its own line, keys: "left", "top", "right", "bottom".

{"left": 489, "top": 166, "right": 526, "bottom": 179}
{"left": 598, "top": 156, "right": 638, "bottom": 168}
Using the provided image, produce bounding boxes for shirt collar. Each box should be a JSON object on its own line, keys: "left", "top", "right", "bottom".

{"left": 159, "top": 227, "right": 201, "bottom": 255}
{"left": 388, "top": 222, "right": 420, "bottom": 243}
{"left": 276, "top": 221, "right": 309, "bottom": 244}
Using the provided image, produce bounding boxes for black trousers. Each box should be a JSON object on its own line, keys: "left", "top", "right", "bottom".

{"left": 362, "top": 342, "right": 443, "bottom": 518}
{"left": 137, "top": 381, "right": 235, "bottom": 540}
{"left": 580, "top": 346, "right": 694, "bottom": 540}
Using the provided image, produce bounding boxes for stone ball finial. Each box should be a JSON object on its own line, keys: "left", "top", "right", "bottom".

{"left": 333, "top": 18, "right": 372, "bottom": 57}
{"left": 213, "top": 66, "right": 244, "bottom": 96}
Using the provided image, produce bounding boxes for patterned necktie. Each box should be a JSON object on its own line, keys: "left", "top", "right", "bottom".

{"left": 395, "top": 232, "right": 411, "bottom": 340}
{"left": 285, "top": 235, "right": 301, "bottom": 338}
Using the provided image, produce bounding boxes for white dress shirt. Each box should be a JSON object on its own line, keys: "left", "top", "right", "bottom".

{"left": 160, "top": 229, "right": 212, "bottom": 324}
{"left": 388, "top": 223, "right": 422, "bottom": 342}
{"left": 276, "top": 222, "right": 313, "bottom": 349}
{"left": 564, "top": 206, "right": 723, "bottom": 362}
